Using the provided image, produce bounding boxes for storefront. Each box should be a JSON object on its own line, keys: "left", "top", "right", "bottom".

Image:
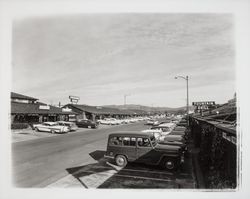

{"left": 11, "top": 92, "right": 77, "bottom": 125}
{"left": 63, "top": 104, "right": 148, "bottom": 121}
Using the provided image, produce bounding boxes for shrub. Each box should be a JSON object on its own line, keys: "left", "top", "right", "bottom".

{"left": 11, "top": 123, "right": 30, "bottom": 129}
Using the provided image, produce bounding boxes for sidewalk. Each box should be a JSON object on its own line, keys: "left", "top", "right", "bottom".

{"left": 12, "top": 128, "right": 59, "bottom": 143}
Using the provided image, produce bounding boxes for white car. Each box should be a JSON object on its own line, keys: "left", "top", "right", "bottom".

{"left": 141, "top": 129, "right": 163, "bottom": 140}
{"left": 121, "top": 119, "right": 130, "bottom": 124}
{"left": 57, "top": 121, "right": 78, "bottom": 131}
{"left": 158, "top": 122, "right": 176, "bottom": 129}
{"left": 99, "top": 118, "right": 120, "bottom": 125}
{"left": 145, "top": 119, "right": 155, "bottom": 125}
{"left": 33, "top": 122, "right": 70, "bottom": 133}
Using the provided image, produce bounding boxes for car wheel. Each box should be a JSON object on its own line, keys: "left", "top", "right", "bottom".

{"left": 164, "top": 159, "right": 176, "bottom": 170}
{"left": 115, "top": 155, "right": 127, "bottom": 167}
{"left": 35, "top": 127, "right": 39, "bottom": 132}
{"left": 51, "top": 130, "right": 56, "bottom": 134}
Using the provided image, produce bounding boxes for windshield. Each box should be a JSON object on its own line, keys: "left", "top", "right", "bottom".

{"left": 150, "top": 136, "right": 157, "bottom": 147}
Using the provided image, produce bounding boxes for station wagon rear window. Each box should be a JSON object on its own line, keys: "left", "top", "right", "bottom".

{"left": 109, "top": 136, "right": 122, "bottom": 146}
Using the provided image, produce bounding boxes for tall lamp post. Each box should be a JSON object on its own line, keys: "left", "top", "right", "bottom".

{"left": 175, "top": 75, "right": 189, "bottom": 123}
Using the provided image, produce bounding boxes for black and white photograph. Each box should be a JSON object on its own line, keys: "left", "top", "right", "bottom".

{"left": 0, "top": 0, "right": 250, "bottom": 198}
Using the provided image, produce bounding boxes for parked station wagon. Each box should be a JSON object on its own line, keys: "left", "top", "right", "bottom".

{"left": 105, "top": 131, "right": 184, "bottom": 170}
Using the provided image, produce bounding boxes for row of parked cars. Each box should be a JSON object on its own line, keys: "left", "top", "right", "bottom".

{"left": 32, "top": 116, "right": 149, "bottom": 133}
{"left": 104, "top": 117, "right": 189, "bottom": 171}
{"left": 32, "top": 119, "right": 98, "bottom": 133}
{"left": 97, "top": 117, "right": 149, "bottom": 125}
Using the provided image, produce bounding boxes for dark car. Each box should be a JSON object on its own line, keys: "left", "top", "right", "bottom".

{"left": 76, "top": 119, "right": 98, "bottom": 129}
{"left": 104, "top": 131, "right": 184, "bottom": 170}
{"left": 169, "top": 130, "right": 186, "bottom": 135}
{"left": 158, "top": 134, "right": 188, "bottom": 152}
{"left": 177, "top": 120, "right": 187, "bottom": 127}
{"left": 174, "top": 126, "right": 186, "bottom": 131}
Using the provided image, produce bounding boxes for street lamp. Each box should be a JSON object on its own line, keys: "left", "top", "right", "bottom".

{"left": 175, "top": 75, "right": 189, "bottom": 119}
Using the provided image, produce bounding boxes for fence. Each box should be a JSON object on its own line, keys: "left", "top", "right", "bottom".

{"left": 190, "top": 116, "right": 237, "bottom": 189}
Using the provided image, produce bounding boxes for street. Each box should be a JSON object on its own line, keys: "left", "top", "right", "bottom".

{"left": 12, "top": 122, "right": 196, "bottom": 188}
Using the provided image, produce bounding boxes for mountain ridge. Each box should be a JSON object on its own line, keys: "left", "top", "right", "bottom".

{"left": 103, "top": 104, "right": 194, "bottom": 113}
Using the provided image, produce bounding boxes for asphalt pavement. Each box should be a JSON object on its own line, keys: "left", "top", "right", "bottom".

{"left": 12, "top": 122, "right": 145, "bottom": 187}
{"left": 12, "top": 122, "right": 196, "bottom": 188}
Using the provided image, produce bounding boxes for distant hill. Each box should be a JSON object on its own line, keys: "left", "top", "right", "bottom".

{"left": 103, "top": 104, "right": 194, "bottom": 113}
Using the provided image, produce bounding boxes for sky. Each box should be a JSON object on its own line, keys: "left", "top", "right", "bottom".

{"left": 12, "top": 14, "right": 235, "bottom": 107}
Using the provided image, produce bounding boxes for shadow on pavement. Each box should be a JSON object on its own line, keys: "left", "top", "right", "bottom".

{"left": 89, "top": 150, "right": 106, "bottom": 161}
{"left": 66, "top": 150, "right": 180, "bottom": 188}
{"left": 66, "top": 147, "right": 196, "bottom": 189}
{"left": 66, "top": 150, "right": 116, "bottom": 188}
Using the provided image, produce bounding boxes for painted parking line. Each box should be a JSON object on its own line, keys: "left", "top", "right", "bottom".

{"left": 74, "top": 168, "right": 173, "bottom": 181}
{"left": 78, "top": 170, "right": 173, "bottom": 183}
{"left": 106, "top": 161, "right": 174, "bottom": 175}
{"left": 47, "top": 162, "right": 176, "bottom": 188}
{"left": 83, "top": 161, "right": 174, "bottom": 176}
{"left": 110, "top": 173, "right": 172, "bottom": 182}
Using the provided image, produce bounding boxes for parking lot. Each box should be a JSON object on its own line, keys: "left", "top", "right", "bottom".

{"left": 47, "top": 149, "right": 196, "bottom": 189}
{"left": 12, "top": 120, "right": 197, "bottom": 188}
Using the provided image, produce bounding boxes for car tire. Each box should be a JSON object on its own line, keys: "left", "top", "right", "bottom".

{"left": 115, "top": 155, "right": 127, "bottom": 167}
{"left": 35, "top": 127, "right": 39, "bottom": 132}
{"left": 51, "top": 130, "right": 56, "bottom": 134}
{"left": 163, "top": 158, "right": 176, "bottom": 170}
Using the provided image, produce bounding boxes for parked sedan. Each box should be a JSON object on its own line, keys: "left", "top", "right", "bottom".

{"left": 158, "top": 134, "right": 188, "bottom": 152}
{"left": 76, "top": 119, "right": 98, "bottom": 129}
{"left": 99, "top": 118, "right": 120, "bottom": 125}
{"left": 33, "top": 122, "right": 70, "bottom": 133}
{"left": 57, "top": 121, "right": 78, "bottom": 131}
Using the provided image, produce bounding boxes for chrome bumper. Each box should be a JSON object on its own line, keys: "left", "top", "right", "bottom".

{"left": 104, "top": 155, "right": 115, "bottom": 159}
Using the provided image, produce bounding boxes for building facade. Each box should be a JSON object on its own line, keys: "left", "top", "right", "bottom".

{"left": 11, "top": 92, "right": 77, "bottom": 124}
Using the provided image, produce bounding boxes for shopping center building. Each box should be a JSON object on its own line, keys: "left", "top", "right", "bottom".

{"left": 11, "top": 92, "right": 77, "bottom": 124}
{"left": 62, "top": 104, "right": 149, "bottom": 121}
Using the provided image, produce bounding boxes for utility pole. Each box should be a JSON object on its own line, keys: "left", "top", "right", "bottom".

{"left": 124, "top": 94, "right": 131, "bottom": 106}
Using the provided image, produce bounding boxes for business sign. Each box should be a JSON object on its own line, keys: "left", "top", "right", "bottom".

{"left": 39, "top": 105, "right": 50, "bottom": 110}
{"left": 192, "top": 101, "right": 216, "bottom": 113}
{"left": 62, "top": 107, "right": 72, "bottom": 112}
{"left": 69, "top": 95, "right": 80, "bottom": 104}
{"left": 192, "top": 101, "right": 215, "bottom": 106}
